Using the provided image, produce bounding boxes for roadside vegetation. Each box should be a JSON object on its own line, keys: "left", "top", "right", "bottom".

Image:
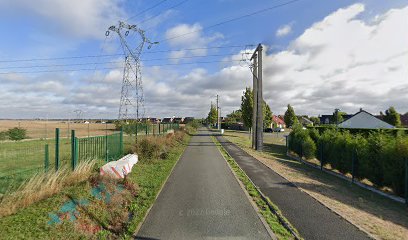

{"left": 212, "top": 136, "right": 299, "bottom": 240}
{"left": 288, "top": 125, "right": 408, "bottom": 197}
{"left": 224, "top": 130, "right": 408, "bottom": 240}
{"left": 0, "top": 125, "right": 194, "bottom": 239}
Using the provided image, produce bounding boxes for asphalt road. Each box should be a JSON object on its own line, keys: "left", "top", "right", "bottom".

{"left": 216, "top": 136, "right": 371, "bottom": 240}
{"left": 135, "top": 129, "right": 272, "bottom": 240}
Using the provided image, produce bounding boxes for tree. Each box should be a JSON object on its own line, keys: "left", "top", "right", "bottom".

{"left": 240, "top": 87, "right": 273, "bottom": 129}
{"left": 332, "top": 109, "right": 345, "bottom": 124}
{"left": 284, "top": 104, "right": 298, "bottom": 127}
{"left": 383, "top": 106, "right": 401, "bottom": 127}
{"left": 7, "top": 127, "right": 27, "bottom": 141}
{"left": 226, "top": 110, "right": 242, "bottom": 124}
{"left": 263, "top": 103, "right": 273, "bottom": 129}
{"left": 241, "top": 87, "right": 253, "bottom": 128}
{"left": 207, "top": 104, "right": 218, "bottom": 126}
{"left": 309, "top": 117, "right": 320, "bottom": 126}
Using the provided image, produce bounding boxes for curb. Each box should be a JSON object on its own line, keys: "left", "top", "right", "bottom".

{"left": 214, "top": 136, "right": 301, "bottom": 240}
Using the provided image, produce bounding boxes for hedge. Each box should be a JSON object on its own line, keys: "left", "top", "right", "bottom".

{"left": 288, "top": 127, "right": 408, "bottom": 197}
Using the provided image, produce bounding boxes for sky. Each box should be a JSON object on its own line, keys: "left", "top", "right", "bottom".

{"left": 0, "top": 0, "right": 407, "bottom": 119}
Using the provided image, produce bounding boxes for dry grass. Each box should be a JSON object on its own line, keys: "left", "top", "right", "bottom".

{"left": 224, "top": 130, "right": 408, "bottom": 240}
{"left": 0, "top": 160, "right": 96, "bottom": 217}
{"left": 0, "top": 120, "right": 116, "bottom": 139}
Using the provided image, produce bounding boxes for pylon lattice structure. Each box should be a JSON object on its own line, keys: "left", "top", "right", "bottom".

{"left": 107, "top": 21, "right": 157, "bottom": 122}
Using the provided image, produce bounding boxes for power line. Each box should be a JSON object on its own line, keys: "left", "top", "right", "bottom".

{"left": 138, "top": 0, "right": 190, "bottom": 26}
{"left": 0, "top": 53, "right": 241, "bottom": 70}
{"left": 127, "top": 0, "right": 168, "bottom": 21}
{"left": 159, "top": 0, "right": 302, "bottom": 43}
{"left": 0, "top": 45, "right": 253, "bottom": 63}
{"left": 0, "top": 60, "right": 242, "bottom": 75}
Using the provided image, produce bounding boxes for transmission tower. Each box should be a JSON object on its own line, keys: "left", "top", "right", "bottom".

{"left": 106, "top": 21, "right": 157, "bottom": 122}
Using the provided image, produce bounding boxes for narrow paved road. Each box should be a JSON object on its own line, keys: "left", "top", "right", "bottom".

{"left": 217, "top": 136, "right": 371, "bottom": 240}
{"left": 136, "top": 129, "right": 272, "bottom": 240}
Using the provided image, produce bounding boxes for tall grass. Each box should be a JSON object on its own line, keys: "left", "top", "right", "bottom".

{"left": 0, "top": 160, "right": 96, "bottom": 217}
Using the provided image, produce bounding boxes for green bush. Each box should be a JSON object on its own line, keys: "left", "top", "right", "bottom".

{"left": 7, "top": 128, "right": 27, "bottom": 141}
{"left": 291, "top": 127, "right": 408, "bottom": 197}
{"left": 0, "top": 131, "right": 8, "bottom": 141}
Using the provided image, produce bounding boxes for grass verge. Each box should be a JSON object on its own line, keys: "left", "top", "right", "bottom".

{"left": 211, "top": 135, "right": 300, "bottom": 240}
{"left": 0, "top": 131, "right": 190, "bottom": 239}
{"left": 223, "top": 130, "right": 408, "bottom": 240}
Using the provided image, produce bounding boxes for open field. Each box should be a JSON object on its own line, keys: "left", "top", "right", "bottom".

{"left": 0, "top": 120, "right": 116, "bottom": 139}
{"left": 223, "top": 130, "right": 408, "bottom": 240}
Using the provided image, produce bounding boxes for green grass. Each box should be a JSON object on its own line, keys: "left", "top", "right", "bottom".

{"left": 211, "top": 136, "right": 298, "bottom": 240}
{"left": 0, "top": 132, "right": 190, "bottom": 239}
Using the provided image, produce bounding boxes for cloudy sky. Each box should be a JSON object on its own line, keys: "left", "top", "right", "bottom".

{"left": 0, "top": 0, "right": 407, "bottom": 119}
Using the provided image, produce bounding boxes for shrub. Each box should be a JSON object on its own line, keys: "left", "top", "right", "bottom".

{"left": 7, "top": 127, "right": 27, "bottom": 141}
{"left": 0, "top": 131, "right": 7, "bottom": 141}
{"left": 293, "top": 126, "right": 408, "bottom": 197}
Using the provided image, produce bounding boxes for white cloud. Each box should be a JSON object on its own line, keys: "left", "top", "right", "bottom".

{"left": 276, "top": 24, "right": 292, "bottom": 37}
{"left": 165, "top": 23, "right": 224, "bottom": 62}
{"left": 0, "top": 0, "right": 126, "bottom": 39}
{"left": 1, "top": 4, "right": 408, "bottom": 119}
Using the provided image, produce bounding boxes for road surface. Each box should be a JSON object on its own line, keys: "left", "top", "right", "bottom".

{"left": 217, "top": 136, "right": 371, "bottom": 240}
{"left": 136, "top": 129, "right": 272, "bottom": 240}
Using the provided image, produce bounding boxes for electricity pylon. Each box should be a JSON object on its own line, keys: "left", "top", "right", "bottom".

{"left": 106, "top": 21, "right": 157, "bottom": 122}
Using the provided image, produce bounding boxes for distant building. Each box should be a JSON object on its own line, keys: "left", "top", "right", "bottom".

{"left": 319, "top": 114, "right": 353, "bottom": 125}
{"left": 173, "top": 117, "right": 185, "bottom": 124}
{"left": 271, "top": 115, "right": 286, "bottom": 128}
{"left": 161, "top": 117, "right": 174, "bottom": 123}
{"left": 184, "top": 117, "right": 195, "bottom": 124}
{"left": 338, "top": 109, "right": 395, "bottom": 129}
{"left": 298, "top": 116, "right": 313, "bottom": 126}
{"left": 400, "top": 113, "right": 408, "bottom": 127}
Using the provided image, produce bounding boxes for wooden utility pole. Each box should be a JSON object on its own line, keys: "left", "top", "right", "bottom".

{"left": 251, "top": 44, "right": 264, "bottom": 151}
{"left": 216, "top": 95, "right": 221, "bottom": 130}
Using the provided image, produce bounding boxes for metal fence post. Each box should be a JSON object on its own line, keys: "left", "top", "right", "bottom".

{"left": 55, "top": 128, "right": 59, "bottom": 171}
{"left": 120, "top": 127, "right": 124, "bottom": 156}
{"left": 320, "top": 142, "right": 324, "bottom": 170}
{"left": 145, "top": 124, "right": 148, "bottom": 135}
{"left": 351, "top": 149, "right": 356, "bottom": 183}
{"left": 159, "top": 123, "right": 161, "bottom": 135}
{"left": 71, "top": 130, "right": 76, "bottom": 170}
{"left": 105, "top": 130, "right": 109, "bottom": 163}
{"left": 44, "top": 144, "right": 49, "bottom": 172}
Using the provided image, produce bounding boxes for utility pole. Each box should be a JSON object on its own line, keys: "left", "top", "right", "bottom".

{"left": 251, "top": 44, "right": 264, "bottom": 151}
{"left": 216, "top": 95, "right": 220, "bottom": 130}
{"left": 252, "top": 53, "right": 258, "bottom": 149}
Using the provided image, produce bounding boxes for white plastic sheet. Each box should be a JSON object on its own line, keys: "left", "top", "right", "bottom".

{"left": 100, "top": 154, "right": 138, "bottom": 178}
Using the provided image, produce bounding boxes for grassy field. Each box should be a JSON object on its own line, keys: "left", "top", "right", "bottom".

{"left": 224, "top": 130, "right": 408, "bottom": 240}
{"left": 0, "top": 120, "right": 117, "bottom": 139}
{"left": 0, "top": 131, "right": 190, "bottom": 239}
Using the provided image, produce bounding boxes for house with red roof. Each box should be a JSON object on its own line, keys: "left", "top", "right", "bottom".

{"left": 271, "top": 115, "right": 286, "bottom": 129}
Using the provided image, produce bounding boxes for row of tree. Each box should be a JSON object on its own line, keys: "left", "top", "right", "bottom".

{"left": 207, "top": 88, "right": 272, "bottom": 129}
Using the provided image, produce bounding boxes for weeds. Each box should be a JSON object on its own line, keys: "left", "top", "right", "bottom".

{"left": 0, "top": 160, "right": 96, "bottom": 217}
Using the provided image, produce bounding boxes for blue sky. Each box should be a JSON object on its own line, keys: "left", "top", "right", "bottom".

{"left": 0, "top": 0, "right": 407, "bottom": 119}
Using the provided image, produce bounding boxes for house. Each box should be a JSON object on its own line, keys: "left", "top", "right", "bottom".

{"left": 161, "top": 117, "right": 174, "bottom": 123}
{"left": 173, "top": 117, "right": 185, "bottom": 124}
{"left": 298, "top": 116, "right": 313, "bottom": 126}
{"left": 271, "top": 115, "right": 286, "bottom": 128}
{"left": 400, "top": 113, "right": 408, "bottom": 127}
{"left": 184, "top": 117, "right": 195, "bottom": 124}
{"left": 319, "top": 114, "right": 353, "bottom": 125}
{"left": 338, "top": 109, "right": 395, "bottom": 129}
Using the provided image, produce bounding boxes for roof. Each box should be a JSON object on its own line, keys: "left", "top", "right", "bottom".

{"left": 338, "top": 110, "right": 395, "bottom": 129}
{"left": 401, "top": 114, "right": 408, "bottom": 127}
{"left": 272, "top": 115, "right": 285, "bottom": 125}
